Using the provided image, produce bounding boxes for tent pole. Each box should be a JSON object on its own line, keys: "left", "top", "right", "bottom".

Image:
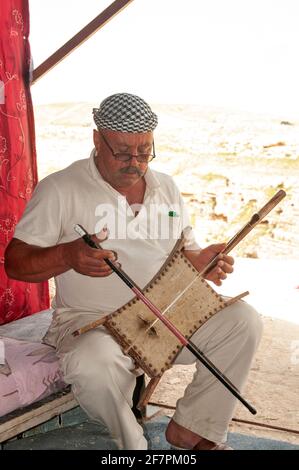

{"left": 31, "top": 0, "right": 134, "bottom": 84}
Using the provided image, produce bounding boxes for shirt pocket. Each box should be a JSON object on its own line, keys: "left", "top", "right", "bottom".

{"left": 150, "top": 211, "right": 182, "bottom": 241}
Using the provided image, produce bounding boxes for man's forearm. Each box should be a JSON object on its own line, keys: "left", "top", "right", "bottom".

{"left": 5, "top": 239, "right": 70, "bottom": 282}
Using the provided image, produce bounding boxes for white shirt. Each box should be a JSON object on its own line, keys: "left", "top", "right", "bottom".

{"left": 14, "top": 150, "right": 199, "bottom": 319}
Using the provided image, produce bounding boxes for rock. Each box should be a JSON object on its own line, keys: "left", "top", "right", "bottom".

{"left": 263, "top": 142, "right": 286, "bottom": 149}
{"left": 244, "top": 251, "right": 258, "bottom": 258}
{"left": 280, "top": 121, "right": 294, "bottom": 126}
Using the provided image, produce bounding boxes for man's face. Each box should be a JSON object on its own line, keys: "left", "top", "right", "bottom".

{"left": 93, "top": 129, "right": 154, "bottom": 189}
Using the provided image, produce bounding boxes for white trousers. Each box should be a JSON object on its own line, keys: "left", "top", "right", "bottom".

{"left": 56, "top": 300, "right": 263, "bottom": 450}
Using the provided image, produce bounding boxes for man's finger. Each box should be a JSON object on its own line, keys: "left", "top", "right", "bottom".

{"left": 95, "top": 226, "right": 109, "bottom": 242}
{"left": 96, "top": 262, "right": 121, "bottom": 272}
{"left": 218, "top": 268, "right": 227, "bottom": 280}
{"left": 86, "top": 249, "right": 117, "bottom": 261}
{"left": 84, "top": 260, "right": 121, "bottom": 272}
{"left": 222, "top": 254, "right": 234, "bottom": 265}
{"left": 218, "top": 260, "right": 234, "bottom": 274}
{"left": 209, "top": 243, "right": 227, "bottom": 254}
{"left": 87, "top": 270, "right": 114, "bottom": 277}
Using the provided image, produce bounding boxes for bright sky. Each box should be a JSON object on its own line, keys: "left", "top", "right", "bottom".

{"left": 29, "top": 0, "right": 299, "bottom": 116}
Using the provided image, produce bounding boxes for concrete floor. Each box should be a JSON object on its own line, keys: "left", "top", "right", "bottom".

{"left": 3, "top": 413, "right": 299, "bottom": 450}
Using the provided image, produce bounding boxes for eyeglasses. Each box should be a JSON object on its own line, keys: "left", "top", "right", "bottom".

{"left": 99, "top": 131, "right": 156, "bottom": 163}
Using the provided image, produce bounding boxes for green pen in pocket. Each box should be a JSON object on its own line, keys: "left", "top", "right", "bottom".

{"left": 168, "top": 210, "right": 179, "bottom": 217}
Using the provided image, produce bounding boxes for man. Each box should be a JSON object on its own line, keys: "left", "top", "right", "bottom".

{"left": 5, "top": 93, "right": 263, "bottom": 450}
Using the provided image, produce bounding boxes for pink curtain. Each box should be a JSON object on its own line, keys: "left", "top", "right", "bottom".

{"left": 0, "top": 0, "right": 49, "bottom": 324}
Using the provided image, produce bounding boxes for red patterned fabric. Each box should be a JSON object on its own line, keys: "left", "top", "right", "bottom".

{"left": 0, "top": 0, "right": 49, "bottom": 324}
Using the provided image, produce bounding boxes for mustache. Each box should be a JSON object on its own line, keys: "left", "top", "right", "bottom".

{"left": 120, "top": 167, "right": 143, "bottom": 176}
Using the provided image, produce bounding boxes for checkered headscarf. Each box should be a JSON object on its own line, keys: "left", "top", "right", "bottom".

{"left": 93, "top": 93, "right": 158, "bottom": 133}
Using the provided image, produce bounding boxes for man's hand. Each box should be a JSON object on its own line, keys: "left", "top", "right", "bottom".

{"left": 184, "top": 243, "right": 234, "bottom": 286}
{"left": 62, "top": 234, "right": 120, "bottom": 278}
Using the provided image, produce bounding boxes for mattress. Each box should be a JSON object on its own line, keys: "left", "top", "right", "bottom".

{"left": 0, "top": 310, "right": 67, "bottom": 417}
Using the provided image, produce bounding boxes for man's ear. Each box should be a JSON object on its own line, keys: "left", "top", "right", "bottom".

{"left": 93, "top": 129, "right": 100, "bottom": 148}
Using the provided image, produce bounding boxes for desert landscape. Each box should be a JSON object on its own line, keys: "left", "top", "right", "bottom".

{"left": 35, "top": 102, "right": 299, "bottom": 258}
{"left": 34, "top": 102, "right": 299, "bottom": 444}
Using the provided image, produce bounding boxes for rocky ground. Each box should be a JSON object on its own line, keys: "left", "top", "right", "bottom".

{"left": 35, "top": 102, "right": 299, "bottom": 445}
{"left": 149, "top": 316, "right": 299, "bottom": 446}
